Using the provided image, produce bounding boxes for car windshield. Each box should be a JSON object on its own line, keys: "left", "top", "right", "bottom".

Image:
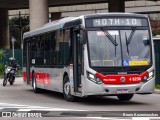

{"left": 88, "top": 29, "right": 151, "bottom": 67}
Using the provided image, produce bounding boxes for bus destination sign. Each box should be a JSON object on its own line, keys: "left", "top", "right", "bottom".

{"left": 93, "top": 18, "right": 142, "bottom": 27}
{"left": 85, "top": 17, "right": 148, "bottom": 27}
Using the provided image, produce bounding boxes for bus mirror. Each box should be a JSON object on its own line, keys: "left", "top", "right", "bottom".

{"left": 80, "top": 30, "right": 87, "bottom": 44}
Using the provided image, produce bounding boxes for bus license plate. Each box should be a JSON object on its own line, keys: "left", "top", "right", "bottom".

{"left": 117, "top": 89, "right": 128, "bottom": 94}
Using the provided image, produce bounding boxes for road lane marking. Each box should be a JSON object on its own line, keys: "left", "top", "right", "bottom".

{"left": 0, "top": 102, "right": 86, "bottom": 111}
{"left": 82, "top": 117, "right": 131, "bottom": 120}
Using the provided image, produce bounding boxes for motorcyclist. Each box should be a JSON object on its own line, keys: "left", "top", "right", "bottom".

{"left": 7, "top": 57, "right": 18, "bottom": 73}
{"left": 3, "top": 57, "right": 18, "bottom": 86}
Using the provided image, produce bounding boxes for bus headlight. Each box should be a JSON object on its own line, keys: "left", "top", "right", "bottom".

{"left": 87, "top": 72, "right": 102, "bottom": 84}
{"left": 143, "top": 70, "right": 154, "bottom": 82}
{"left": 88, "top": 73, "right": 94, "bottom": 80}
{"left": 148, "top": 71, "right": 154, "bottom": 80}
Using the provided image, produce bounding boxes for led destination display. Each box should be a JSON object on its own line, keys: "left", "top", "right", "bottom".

{"left": 86, "top": 17, "right": 148, "bottom": 27}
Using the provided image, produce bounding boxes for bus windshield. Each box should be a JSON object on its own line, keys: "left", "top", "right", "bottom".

{"left": 88, "top": 29, "right": 151, "bottom": 67}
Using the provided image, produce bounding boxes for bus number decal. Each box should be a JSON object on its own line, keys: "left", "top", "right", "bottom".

{"left": 129, "top": 77, "right": 141, "bottom": 82}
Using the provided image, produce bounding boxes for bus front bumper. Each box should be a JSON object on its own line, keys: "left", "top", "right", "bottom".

{"left": 83, "top": 77, "right": 155, "bottom": 96}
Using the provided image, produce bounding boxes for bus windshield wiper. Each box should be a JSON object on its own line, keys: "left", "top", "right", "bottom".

{"left": 125, "top": 32, "right": 129, "bottom": 55}
{"left": 101, "top": 27, "right": 118, "bottom": 46}
{"left": 125, "top": 27, "right": 136, "bottom": 55}
{"left": 126, "top": 27, "right": 136, "bottom": 45}
{"left": 101, "top": 27, "right": 118, "bottom": 57}
{"left": 114, "top": 35, "right": 117, "bottom": 57}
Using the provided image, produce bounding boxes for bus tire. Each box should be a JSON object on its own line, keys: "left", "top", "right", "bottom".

{"left": 32, "top": 74, "right": 41, "bottom": 93}
{"left": 63, "top": 76, "right": 76, "bottom": 102}
{"left": 117, "top": 94, "right": 134, "bottom": 101}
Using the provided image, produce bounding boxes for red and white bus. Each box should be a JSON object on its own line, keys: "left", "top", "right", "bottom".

{"left": 23, "top": 13, "right": 155, "bottom": 102}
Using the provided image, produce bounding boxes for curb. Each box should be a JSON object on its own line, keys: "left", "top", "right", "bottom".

{"left": 154, "top": 89, "right": 160, "bottom": 94}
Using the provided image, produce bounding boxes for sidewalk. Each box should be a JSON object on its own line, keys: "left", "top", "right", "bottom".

{"left": 154, "top": 89, "right": 160, "bottom": 94}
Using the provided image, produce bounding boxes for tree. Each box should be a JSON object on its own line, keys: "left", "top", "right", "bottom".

{"left": 0, "top": 49, "right": 5, "bottom": 75}
{"left": 0, "top": 49, "right": 5, "bottom": 62}
{"left": 9, "top": 16, "right": 29, "bottom": 49}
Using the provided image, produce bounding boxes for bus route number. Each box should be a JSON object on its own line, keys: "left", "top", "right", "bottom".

{"left": 93, "top": 18, "right": 141, "bottom": 26}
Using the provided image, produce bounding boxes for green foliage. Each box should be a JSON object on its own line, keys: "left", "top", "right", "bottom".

{"left": 0, "top": 63, "right": 4, "bottom": 76}
{"left": 0, "top": 49, "right": 5, "bottom": 62}
{"left": 17, "top": 67, "right": 22, "bottom": 77}
{"left": 9, "top": 16, "right": 29, "bottom": 48}
{"left": 0, "top": 50, "right": 5, "bottom": 76}
{"left": 152, "top": 30, "right": 160, "bottom": 36}
{"left": 156, "top": 84, "right": 160, "bottom": 89}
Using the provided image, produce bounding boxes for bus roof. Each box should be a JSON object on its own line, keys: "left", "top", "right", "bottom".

{"left": 23, "top": 13, "right": 148, "bottom": 39}
{"left": 83, "top": 12, "right": 148, "bottom": 19}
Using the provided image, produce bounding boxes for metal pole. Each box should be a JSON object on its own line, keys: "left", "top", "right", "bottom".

{"left": 19, "top": 11, "right": 23, "bottom": 49}
{"left": 11, "top": 37, "right": 16, "bottom": 58}
{"left": 13, "top": 41, "right": 14, "bottom": 58}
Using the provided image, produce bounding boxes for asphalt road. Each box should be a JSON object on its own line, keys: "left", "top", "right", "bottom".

{"left": 0, "top": 77, "right": 160, "bottom": 120}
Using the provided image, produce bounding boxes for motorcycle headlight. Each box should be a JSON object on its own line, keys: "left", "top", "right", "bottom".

{"left": 6, "top": 69, "right": 10, "bottom": 72}
{"left": 87, "top": 72, "right": 102, "bottom": 84}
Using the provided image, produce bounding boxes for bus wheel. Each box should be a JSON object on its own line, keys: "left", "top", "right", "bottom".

{"left": 32, "top": 74, "right": 41, "bottom": 93}
{"left": 117, "top": 94, "right": 134, "bottom": 101}
{"left": 63, "top": 76, "right": 75, "bottom": 102}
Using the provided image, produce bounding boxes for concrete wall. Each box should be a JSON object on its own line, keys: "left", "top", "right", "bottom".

{"left": 0, "top": 9, "right": 9, "bottom": 49}
{"left": 29, "top": 0, "right": 49, "bottom": 30}
{"left": 9, "top": 1, "right": 160, "bottom": 17}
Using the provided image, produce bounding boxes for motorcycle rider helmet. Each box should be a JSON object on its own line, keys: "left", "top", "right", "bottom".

{"left": 9, "top": 57, "right": 15, "bottom": 64}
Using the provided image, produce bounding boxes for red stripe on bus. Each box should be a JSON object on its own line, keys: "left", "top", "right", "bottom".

{"left": 23, "top": 72, "right": 27, "bottom": 81}
{"left": 35, "top": 73, "right": 44, "bottom": 84}
{"left": 96, "top": 71, "right": 148, "bottom": 84}
{"left": 35, "top": 72, "right": 50, "bottom": 85}
{"left": 43, "top": 73, "right": 50, "bottom": 85}
{"left": 23, "top": 72, "right": 32, "bottom": 81}
{"left": 23, "top": 72, "right": 50, "bottom": 85}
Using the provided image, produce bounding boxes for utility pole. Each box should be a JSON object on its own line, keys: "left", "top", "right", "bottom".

{"left": 11, "top": 37, "right": 16, "bottom": 58}
{"left": 19, "top": 11, "right": 23, "bottom": 49}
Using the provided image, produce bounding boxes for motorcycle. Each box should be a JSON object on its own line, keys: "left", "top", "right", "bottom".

{"left": 3, "top": 65, "right": 17, "bottom": 86}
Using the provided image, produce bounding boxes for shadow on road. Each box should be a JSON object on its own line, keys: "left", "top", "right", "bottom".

{"left": 1, "top": 84, "right": 25, "bottom": 87}
{"left": 26, "top": 89, "right": 149, "bottom": 106}
{"left": 77, "top": 96, "right": 148, "bottom": 106}
{"left": 26, "top": 89, "right": 64, "bottom": 100}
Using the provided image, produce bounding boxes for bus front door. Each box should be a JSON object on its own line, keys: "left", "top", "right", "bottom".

{"left": 73, "top": 29, "right": 82, "bottom": 93}
{"left": 26, "top": 40, "right": 31, "bottom": 84}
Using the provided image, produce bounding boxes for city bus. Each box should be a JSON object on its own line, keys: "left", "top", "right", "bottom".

{"left": 23, "top": 13, "right": 155, "bottom": 102}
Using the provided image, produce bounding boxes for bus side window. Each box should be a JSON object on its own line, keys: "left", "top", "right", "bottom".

{"left": 69, "top": 28, "right": 73, "bottom": 64}
{"left": 37, "top": 35, "right": 44, "bottom": 65}
{"left": 62, "top": 29, "right": 70, "bottom": 65}
{"left": 23, "top": 39, "right": 27, "bottom": 67}
{"left": 55, "top": 30, "right": 61, "bottom": 65}
{"left": 44, "top": 33, "right": 50, "bottom": 65}
{"left": 30, "top": 37, "right": 37, "bottom": 65}
{"left": 50, "top": 32, "right": 56, "bottom": 65}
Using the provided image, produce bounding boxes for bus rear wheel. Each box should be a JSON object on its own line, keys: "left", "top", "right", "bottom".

{"left": 32, "top": 74, "right": 41, "bottom": 93}
{"left": 117, "top": 94, "right": 134, "bottom": 101}
{"left": 63, "top": 76, "right": 76, "bottom": 102}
